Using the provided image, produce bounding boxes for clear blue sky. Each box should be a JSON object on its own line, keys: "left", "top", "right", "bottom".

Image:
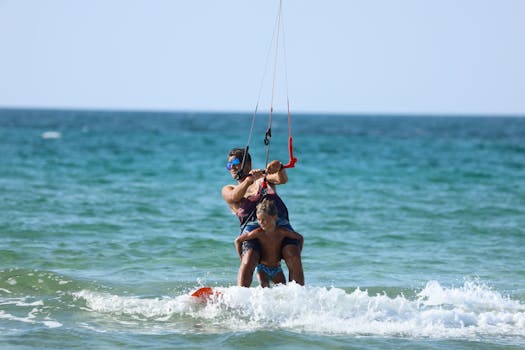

{"left": 1, "top": 0, "right": 524, "bottom": 115}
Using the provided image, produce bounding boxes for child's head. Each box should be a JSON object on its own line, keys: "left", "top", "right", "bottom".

{"left": 256, "top": 199, "right": 278, "bottom": 230}
{"left": 256, "top": 198, "right": 278, "bottom": 216}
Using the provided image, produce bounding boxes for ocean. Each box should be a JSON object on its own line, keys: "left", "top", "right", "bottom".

{"left": 1, "top": 108, "right": 524, "bottom": 349}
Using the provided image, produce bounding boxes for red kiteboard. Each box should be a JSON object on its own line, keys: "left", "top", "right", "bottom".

{"left": 190, "top": 287, "right": 221, "bottom": 301}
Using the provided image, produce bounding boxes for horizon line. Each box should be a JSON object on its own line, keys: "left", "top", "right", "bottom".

{"left": 1, "top": 105, "right": 524, "bottom": 119}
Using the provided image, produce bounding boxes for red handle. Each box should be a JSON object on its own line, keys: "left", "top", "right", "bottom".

{"left": 282, "top": 136, "right": 297, "bottom": 169}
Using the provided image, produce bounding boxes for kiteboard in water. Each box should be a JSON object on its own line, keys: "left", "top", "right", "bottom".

{"left": 191, "top": 287, "right": 221, "bottom": 302}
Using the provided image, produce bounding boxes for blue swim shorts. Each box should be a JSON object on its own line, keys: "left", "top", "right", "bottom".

{"left": 256, "top": 263, "right": 283, "bottom": 279}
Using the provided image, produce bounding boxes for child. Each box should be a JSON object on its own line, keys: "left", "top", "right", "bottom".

{"left": 234, "top": 199, "right": 304, "bottom": 287}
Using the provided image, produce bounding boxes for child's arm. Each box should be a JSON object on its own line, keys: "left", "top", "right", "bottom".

{"left": 234, "top": 228, "right": 263, "bottom": 259}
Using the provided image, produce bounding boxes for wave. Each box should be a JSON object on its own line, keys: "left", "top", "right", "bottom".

{"left": 73, "top": 281, "right": 525, "bottom": 340}
{"left": 2, "top": 269, "right": 524, "bottom": 342}
{"left": 0, "top": 269, "right": 74, "bottom": 330}
{"left": 41, "top": 131, "right": 61, "bottom": 139}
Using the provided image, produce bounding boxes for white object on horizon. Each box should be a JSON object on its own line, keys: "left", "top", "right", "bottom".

{"left": 42, "top": 131, "right": 61, "bottom": 139}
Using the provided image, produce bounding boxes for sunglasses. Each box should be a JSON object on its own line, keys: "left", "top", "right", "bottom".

{"left": 226, "top": 158, "right": 242, "bottom": 170}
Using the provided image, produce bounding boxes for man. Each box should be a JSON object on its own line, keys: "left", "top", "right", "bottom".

{"left": 222, "top": 147, "right": 304, "bottom": 287}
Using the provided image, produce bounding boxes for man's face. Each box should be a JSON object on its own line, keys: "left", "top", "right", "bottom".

{"left": 227, "top": 155, "right": 250, "bottom": 179}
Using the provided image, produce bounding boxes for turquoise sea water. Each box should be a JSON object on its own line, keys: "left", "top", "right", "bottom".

{"left": 1, "top": 109, "right": 525, "bottom": 349}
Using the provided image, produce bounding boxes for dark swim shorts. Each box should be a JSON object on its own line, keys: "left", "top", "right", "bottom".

{"left": 241, "top": 223, "right": 261, "bottom": 254}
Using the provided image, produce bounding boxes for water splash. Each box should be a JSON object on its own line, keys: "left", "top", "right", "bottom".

{"left": 73, "top": 281, "right": 525, "bottom": 339}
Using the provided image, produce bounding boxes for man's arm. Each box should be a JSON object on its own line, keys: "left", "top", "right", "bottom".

{"left": 221, "top": 176, "right": 255, "bottom": 213}
{"left": 222, "top": 169, "right": 267, "bottom": 208}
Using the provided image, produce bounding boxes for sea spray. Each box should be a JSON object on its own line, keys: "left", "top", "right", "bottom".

{"left": 72, "top": 281, "right": 525, "bottom": 339}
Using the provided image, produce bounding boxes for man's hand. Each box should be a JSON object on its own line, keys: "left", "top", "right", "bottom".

{"left": 265, "top": 160, "right": 283, "bottom": 174}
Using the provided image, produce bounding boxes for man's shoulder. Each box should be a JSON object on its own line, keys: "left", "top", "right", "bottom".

{"left": 222, "top": 183, "right": 237, "bottom": 194}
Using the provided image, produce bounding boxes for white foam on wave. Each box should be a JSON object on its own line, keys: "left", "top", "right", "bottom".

{"left": 73, "top": 290, "right": 196, "bottom": 321}
{"left": 0, "top": 298, "right": 63, "bottom": 329}
{"left": 41, "top": 131, "right": 61, "bottom": 139}
{"left": 73, "top": 280, "right": 525, "bottom": 340}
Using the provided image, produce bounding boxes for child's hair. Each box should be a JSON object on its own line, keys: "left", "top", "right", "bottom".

{"left": 256, "top": 198, "right": 277, "bottom": 217}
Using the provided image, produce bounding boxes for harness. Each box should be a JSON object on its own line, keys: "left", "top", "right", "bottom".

{"left": 239, "top": 179, "right": 269, "bottom": 233}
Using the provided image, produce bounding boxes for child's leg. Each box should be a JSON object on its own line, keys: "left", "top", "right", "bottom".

{"left": 257, "top": 269, "right": 270, "bottom": 288}
{"left": 272, "top": 271, "right": 286, "bottom": 285}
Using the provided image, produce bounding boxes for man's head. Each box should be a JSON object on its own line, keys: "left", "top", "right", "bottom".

{"left": 227, "top": 148, "right": 251, "bottom": 180}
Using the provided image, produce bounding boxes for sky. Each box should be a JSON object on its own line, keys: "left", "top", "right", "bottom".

{"left": 1, "top": 0, "right": 524, "bottom": 116}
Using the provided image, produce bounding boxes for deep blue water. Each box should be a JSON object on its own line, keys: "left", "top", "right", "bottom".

{"left": 1, "top": 109, "right": 525, "bottom": 349}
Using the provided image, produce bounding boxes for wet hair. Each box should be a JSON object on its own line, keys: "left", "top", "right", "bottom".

{"left": 228, "top": 148, "right": 251, "bottom": 164}
{"left": 256, "top": 199, "right": 278, "bottom": 217}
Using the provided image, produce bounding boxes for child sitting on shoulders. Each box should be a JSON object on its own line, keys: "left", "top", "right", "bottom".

{"left": 234, "top": 199, "right": 304, "bottom": 287}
